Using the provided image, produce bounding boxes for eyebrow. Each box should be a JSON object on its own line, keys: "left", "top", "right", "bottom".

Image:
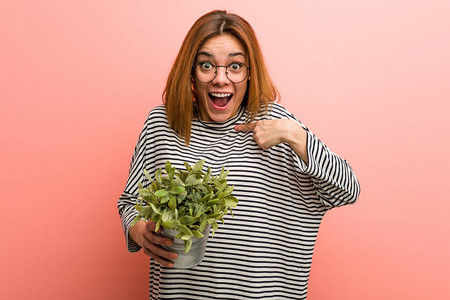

{"left": 197, "top": 51, "right": 245, "bottom": 58}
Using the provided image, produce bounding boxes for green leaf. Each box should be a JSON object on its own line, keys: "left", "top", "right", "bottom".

{"left": 138, "top": 189, "right": 151, "bottom": 196}
{"left": 228, "top": 207, "right": 234, "bottom": 217}
{"left": 225, "top": 195, "right": 239, "bottom": 203}
{"left": 170, "top": 186, "right": 185, "bottom": 194}
{"left": 194, "top": 206, "right": 205, "bottom": 218}
{"left": 155, "top": 169, "right": 162, "bottom": 183}
{"left": 174, "top": 176, "right": 185, "bottom": 187}
{"left": 134, "top": 203, "right": 142, "bottom": 212}
{"left": 184, "top": 238, "right": 192, "bottom": 253}
{"left": 143, "top": 169, "right": 152, "bottom": 181}
{"left": 178, "top": 207, "right": 187, "bottom": 217}
{"left": 131, "top": 215, "right": 142, "bottom": 226}
{"left": 192, "top": 230, "right": 204, "bottom": 238}
{"left": 197, "top": 185, "right": 210, "bottom": 195}
{"left": 138, "top": 195, "right": 148, "bottom": 203}
{"left": 205, "top": 199, "right": 219, "bottom": 207}
{"left": 154, "top": 189, "right": 169, "bottom": 197}
{"left": 225, "top": 200, "right": 238, "bottom": 207}
{"left": 165, "top": 161, "right": 172, "bottom": 173}
{"left": 155, "top": 218, "right": 162, "bottom": 232}
{"left": 180, "top": 216, "right": 196, "bottom": 225}
{"left": 225, "top": 185, "right": 234, "bottom": 194}
{"left": 199, "top": 218, "right": 208, "bottom": 232}
{"left": 208, "top": 213, "right": 223, "bottom": 219}
{"left": 161, "top": 208, "right": 172, "bottom": 222}
{"left": 168, "top": 196, "right": 177, "bottom": 211}
{"left": 219, "top": 166, "right": 229, "bottom": 181}
{"left": 178, "top": 224, "right": 193, "bottom": 236}
{"left": 212, "top": 222, "right": 218, "bottom": 231}
{"left": 162, "top": 177, "right": 171, "bottom": 186}
{"left": 154, "top": 180, "right": 161, "bottom": 191}
{"left": 192, "top": 191, "right": 201, "bottom": 201}
{"left": 152, "top": 214, "right": 161, "bottom": 223}
{"left": 160, "top": 195, "right": 170, "bottom": 204}
{"left": 149, "top": 203, "right": 161, "bottom": 215}
{"left": 177, "top": 191, "right": 187, "bottom": 202}
{"left": 148, "top": 194, "right": 157, "bottom": 204}
{"left": 138, "top": 206, "right": 152, "bottom": 217}
{"left": 185, "top": 175, "right": 202, "bottom": 186}
{"left": 199, "top": 193, "right": 213, "bottom": 203}
{"left": 180, "top": 234, "right": 191, "bottom": 241}
{"left": 162, "top": 220, "right": 178, "bottom": 229}
{"left": 193, "top": 159, "right": 205, "bottom": 172}
{"left": 203, "top": 167, "right": 212, "bottom": 183}
{"left": 211, "top": 221, "right": 218, "bottom": 237}
{"left": 215, "top": 191, "right": 227, "bottom": 200}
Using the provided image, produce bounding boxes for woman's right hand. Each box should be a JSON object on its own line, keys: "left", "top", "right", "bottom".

{"left": 129, "top": 219, "right": 178, "bottom": 268}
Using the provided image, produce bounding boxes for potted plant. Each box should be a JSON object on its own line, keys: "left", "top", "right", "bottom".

{"left": 131, "top": 160, "right": 238, "bottom": 268}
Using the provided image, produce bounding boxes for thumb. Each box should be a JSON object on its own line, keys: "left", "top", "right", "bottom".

{"left": 234, "top": 122, "right": 257, "bottom": 132}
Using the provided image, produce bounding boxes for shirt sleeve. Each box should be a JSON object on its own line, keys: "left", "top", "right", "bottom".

{"left": 293, "top": 128, "right": 361, "bottom": 208}
{"left": 117, "top": 117, "right": 149, "bottom": 253}
{"left": 274, "top": 104, "right": 361, "bottom": 209}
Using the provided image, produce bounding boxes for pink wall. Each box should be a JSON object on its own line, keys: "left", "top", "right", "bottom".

{"left": 2, "top": 1, "right": 449, "bottom": 299}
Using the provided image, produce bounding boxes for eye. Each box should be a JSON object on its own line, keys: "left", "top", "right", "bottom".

{"left": 200, "top": 62, "right": 213, "bottom": 70}
{"left": 229, "top": 63, "right": 242, "bottom": 71}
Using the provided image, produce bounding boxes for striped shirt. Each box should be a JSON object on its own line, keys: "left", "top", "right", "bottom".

{"left": 118, "top": 102, "right": 360, "bottom": 299}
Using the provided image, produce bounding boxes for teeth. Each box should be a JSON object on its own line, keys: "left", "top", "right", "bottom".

{"left": 210, "top": 93, "right": 231, "bottom": 98}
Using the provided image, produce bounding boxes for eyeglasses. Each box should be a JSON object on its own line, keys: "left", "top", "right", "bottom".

{"left": 192, "top": 62, "right": 250, "bottom": 83}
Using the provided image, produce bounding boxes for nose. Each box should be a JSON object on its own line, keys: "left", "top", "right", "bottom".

{"left": 212, "top": 66, "right": 229, "bottom": 85}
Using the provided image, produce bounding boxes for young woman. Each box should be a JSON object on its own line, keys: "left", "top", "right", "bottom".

{"left": 118, "top": 10, "right": 360, "bottom": 299}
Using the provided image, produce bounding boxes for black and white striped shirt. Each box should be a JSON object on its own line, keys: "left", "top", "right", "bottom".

{"left": 118, "top": 102, "right": 360, "bottom": 299}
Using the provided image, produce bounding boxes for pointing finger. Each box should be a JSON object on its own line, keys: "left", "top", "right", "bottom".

{"left": 234, "top": 122, "right": 257, "bottom": 132}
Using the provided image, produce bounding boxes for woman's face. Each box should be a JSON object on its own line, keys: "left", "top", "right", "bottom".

{"left": 193, "top": 34, "right": 248, "bottom": 122}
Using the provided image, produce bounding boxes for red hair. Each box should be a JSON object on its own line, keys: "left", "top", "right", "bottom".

{"left": 163, "top": 10, "right": 279, "bottom": 145}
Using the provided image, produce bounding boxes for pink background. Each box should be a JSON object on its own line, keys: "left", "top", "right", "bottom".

{"left": 1, "top": 1, "right": 449, "bottom": 299}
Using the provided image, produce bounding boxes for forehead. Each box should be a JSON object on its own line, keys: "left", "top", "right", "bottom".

{"left": 198, "top": 34, "right": 245, "bottom": 57}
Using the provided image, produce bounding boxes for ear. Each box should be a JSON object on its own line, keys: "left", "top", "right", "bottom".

{"left": 191, "top": 79, "right": 197, "bottom": 100}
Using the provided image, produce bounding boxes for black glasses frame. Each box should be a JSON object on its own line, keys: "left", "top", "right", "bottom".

{"left": 192, "top": 62, "right": 250, "bottom": 83}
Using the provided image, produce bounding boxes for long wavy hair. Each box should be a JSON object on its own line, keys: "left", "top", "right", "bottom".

{"left": 163, "top": 10, "right": 279, "bottom": 145}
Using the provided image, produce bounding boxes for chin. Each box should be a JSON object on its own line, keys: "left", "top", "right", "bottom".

{"left": 203, "top": 108, "right": 230, "bottom": 122}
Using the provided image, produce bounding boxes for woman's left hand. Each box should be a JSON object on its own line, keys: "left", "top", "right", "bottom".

{"left": 234, "top": 119, "right": 309, "bottom": 164}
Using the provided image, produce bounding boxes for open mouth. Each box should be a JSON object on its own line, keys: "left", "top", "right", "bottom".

{"left": 208, "top": 92, "right": 233, "bottom": 109}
